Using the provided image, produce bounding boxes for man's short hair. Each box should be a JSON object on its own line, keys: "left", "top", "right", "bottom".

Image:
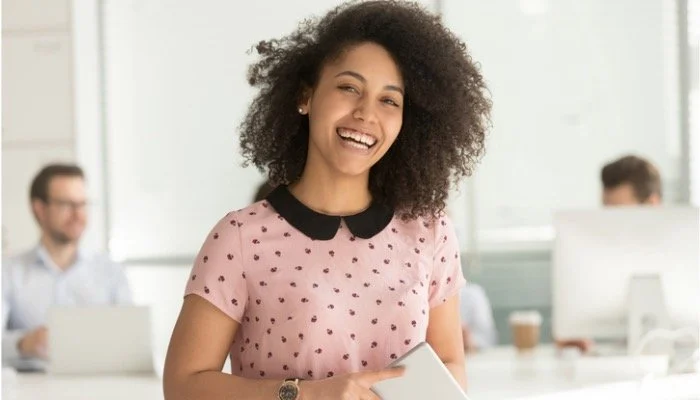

{"left": 30, "top": 164, "right": 84, "bottom": 203}
{"left": 601, "top": 155, "right": 661, "bottom": 202}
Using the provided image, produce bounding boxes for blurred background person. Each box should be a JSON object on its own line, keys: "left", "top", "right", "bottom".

{"left": 460, "top": 283, "right": 498, "bottom": 352}
{"left": 601, "top": 155, "right": 662, "bottom": 206}
{"left": 556, "top": 154, "right": 663, "bottom": 353}
{"left": 2, "top": 164, "right": 132, "bottom": 368}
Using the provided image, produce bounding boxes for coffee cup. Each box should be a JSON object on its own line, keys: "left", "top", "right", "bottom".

{"left": 509, "top": 311, "right": 542, "bottom": 351}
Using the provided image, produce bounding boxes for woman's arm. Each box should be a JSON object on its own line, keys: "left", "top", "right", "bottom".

{"left": 164, "top": 295, "right": 406, "bottom": 400}
{"left": 163, "top": 295, "right": 282, "bottom": 400}
{"left": 426, "top": 294, "right": 467, "bottom": 389}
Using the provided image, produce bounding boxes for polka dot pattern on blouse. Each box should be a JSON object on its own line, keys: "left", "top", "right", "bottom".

{"left": 185, "top": 199, "right": 466, "bottom": 380}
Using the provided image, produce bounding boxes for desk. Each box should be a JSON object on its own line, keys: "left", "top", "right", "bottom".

{"left": 466, "top": 345, "right": 697, "bottom": 399}
{"left": 4, "top": 346, "right": 698, "bottom": 400}
{"left": 466, "top": 346, "right": 584, "bottom": 398}
{"left": 3, "top": 373, "right": 161, "bottom": 400}
{"left": 521, "top": 374, "right": 700, "bottom": 400}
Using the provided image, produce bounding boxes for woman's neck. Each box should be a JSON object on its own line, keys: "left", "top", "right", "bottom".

{"left": 289, "top": 169, "right": 372, "bottom": 216}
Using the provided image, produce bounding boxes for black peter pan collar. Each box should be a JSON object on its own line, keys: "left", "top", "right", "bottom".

{"left": 265, "top": 185, "right": 394, "bottom": 241}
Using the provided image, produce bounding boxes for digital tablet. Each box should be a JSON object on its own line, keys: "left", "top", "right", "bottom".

{"left": 372, "top": 342, "right": 470, "bottom": 400}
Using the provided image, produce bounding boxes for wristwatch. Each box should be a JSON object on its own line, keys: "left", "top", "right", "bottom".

{"left": 278, "top": 378, "right": 301, "bottom": 400}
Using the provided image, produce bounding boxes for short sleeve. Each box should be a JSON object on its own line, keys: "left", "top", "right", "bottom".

{"left": 428, "top": 215, "right": 467, "bottom": 308}
{"left": 185, "top": 212, "right": 248, "bottom": 323}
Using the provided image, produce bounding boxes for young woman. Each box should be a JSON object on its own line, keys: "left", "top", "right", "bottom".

{"left": 163, "top": 2, "right": 490, "bottom": 399}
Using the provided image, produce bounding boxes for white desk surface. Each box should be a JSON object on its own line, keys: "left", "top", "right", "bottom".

{"left": 465, "top": 345, "right": 698, "bottom": 399}
{"left": 4, "top": 345, "right": 698, "bottom": 400}
{"left": 3, "top": 373, "right": 162, "bottom": 400}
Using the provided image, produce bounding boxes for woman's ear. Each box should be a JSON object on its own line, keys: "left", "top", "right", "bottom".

{"left": 297, "top": 86, "right": 312, "bottom": 115}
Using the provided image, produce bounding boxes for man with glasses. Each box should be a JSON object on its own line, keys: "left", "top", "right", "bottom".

{"left": 2, "top": 164, "right": 132, "bottom": 369}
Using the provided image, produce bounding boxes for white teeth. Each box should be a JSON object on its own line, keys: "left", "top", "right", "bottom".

{"left": 337, "top": 128, "right": 377, "bottom": 147}
{"left": 346, "top": 140, "right": 369, "bottom": 150}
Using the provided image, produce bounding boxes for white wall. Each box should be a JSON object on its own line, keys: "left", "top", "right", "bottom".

{"left": 72, "top": 0, "right": 108, "bottom": 253}
{"left": 2, "top": 0, "right": 76, "bottom": 255}
{"left": 100, "top": 0, "right": 438, "bottom": 262}
{"left": 99, "top": 0, "right": 689, "bottom": 260}
{"left": 689, "top": 0, "right": 700, "bottom": 206}
{"left": 443, "top": 0, "right": 684, "bottom": 250}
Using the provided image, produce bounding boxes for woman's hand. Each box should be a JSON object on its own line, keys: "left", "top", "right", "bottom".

{"left": 301, "top": 367, "right": 405, "bottom": 400}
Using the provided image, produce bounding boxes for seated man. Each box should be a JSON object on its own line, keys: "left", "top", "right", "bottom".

{"left": 460, "top": 283, "right": 498, "bottom": 352}
{"left": 2, "top": 164, "right": 132, "bottom": 368}
{"left": 557, "top": 154, "right": 662, "bottom": 352}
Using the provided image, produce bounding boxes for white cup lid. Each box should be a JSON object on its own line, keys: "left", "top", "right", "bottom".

{"left": 509, "top": 311, "right": 542, "bottom": 325}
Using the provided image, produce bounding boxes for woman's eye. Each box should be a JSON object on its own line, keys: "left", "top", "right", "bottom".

{"left": 339, "top": 85, "right": 359, "bottom": 94}
{"left": 382, "top": 98, "right": 401, "bottom": 107}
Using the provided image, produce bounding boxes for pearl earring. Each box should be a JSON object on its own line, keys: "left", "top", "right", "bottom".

{"left": 298, "top": 107, "right": 304, "bottom": 114}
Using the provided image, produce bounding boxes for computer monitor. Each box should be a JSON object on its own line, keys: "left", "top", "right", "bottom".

{"left": 552, "top": 207, "right": 700, "bottom": 353}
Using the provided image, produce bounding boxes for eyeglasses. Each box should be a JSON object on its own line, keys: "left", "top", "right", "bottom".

{"left": 45, "top": 198, "right": 90, "bottom": 212}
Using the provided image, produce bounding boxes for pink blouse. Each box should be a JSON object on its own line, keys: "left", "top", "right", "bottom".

{"left": 184, "top": 190, "right": 465, "bottom": 381}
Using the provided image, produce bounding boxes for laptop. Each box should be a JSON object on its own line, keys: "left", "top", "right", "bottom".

{"left": 47, "top": 305, "right": 154, "bottom": 375}
{"left": 372, "top": 342, "right": 470, "bottom": 400}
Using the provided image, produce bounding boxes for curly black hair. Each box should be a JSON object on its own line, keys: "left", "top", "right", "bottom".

{"left": 239, "top": 0, "right": 491, "bottom": 219}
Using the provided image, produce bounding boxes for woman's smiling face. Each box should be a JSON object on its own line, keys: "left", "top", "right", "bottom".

{"left": 301, "top": 42, "right": 405, "bottom": 178}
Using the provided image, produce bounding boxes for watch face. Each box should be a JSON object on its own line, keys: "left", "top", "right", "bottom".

{"left": 279, "top": 382, "right": 299, "bottom": 400}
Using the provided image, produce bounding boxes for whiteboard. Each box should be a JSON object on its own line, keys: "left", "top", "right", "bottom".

{"left": 103, "top": 0, "right": 438, "bottom": 260}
